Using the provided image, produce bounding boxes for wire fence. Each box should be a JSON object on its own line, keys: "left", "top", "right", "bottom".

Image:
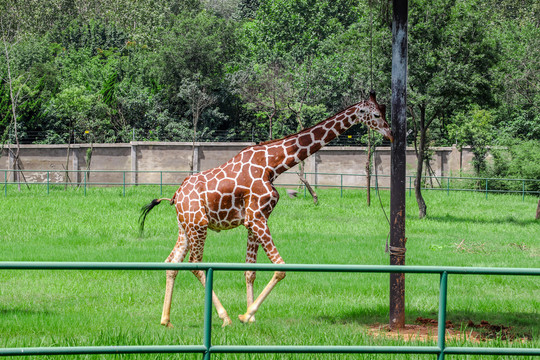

{"left": 2, "top": 169, "right": 539, "bottom": 199}
{"left": 13, "top": 130, "right": 393, "bottom": 147}
{"left": 0, "top": 262, "right": 538, "bottom": 359}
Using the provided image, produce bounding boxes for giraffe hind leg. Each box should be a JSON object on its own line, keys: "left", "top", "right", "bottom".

{"left": 192, "top": 269, "right": 233, "bottom": 327}
{"left": 161, "top": 231, "right": 188, "bottom": 328}
{"left": 187, "top": 228, "right": 233, "bottom": 327}
{"left": 244, "top": 233, "right": 259, "bottom": 323}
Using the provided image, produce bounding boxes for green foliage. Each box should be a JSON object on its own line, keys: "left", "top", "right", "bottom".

{"left": 492, "top": 20, "right": 540, "bottom": 142}
{"left": 245, "top": 0, "right": 361, "bottom": 60}
{"left": 0, "top": 0, "right": 539, "bottom": 146}
{"left": 489, "top": 141, "right": 540, "bottom": 192}
{"left": 51, "top": 19, "right": 127, "bottom": 55}
{"left": 101, "top": 71, "right": 118, "bottom": 108}
{"left": 44, "top": 85, "right": 111, "bottom": 143}
{"left": 407, "top": 0, "right": 499, "bottom": 141}
{"left": 449, "top": 107, "right": 495, "bottom": 175}
{"left": 0, "top": 73, "right": 12, "bottom": 135}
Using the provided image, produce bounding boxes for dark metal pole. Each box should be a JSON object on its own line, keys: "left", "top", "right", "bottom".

{"left": 390, "top": 0, "right": 408, "bottom": 329}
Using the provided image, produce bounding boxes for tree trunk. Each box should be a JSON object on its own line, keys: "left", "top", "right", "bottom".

{"left": 366, "top": 164, "right": 371, "bottom": 206}
{"left": 191, "top": 106, "right": 199, "bottom": 173}
{"left": 297, "top": 172, "right": 318, "bottom": 205}
{"left": 415, "top": 129, "right": 427, "bottom": 219}
{"left": 298, "top": 160, "right": 305, "bottom": 189}
{"left": 4, "top": 40, "right": 22, "bottom": 191}
{"left": 64, "top": 129, "right": 72, "bottom": 190}
{"left": 366, "top": 131, "right": 372, "bottom": 207}
{"left": 536, "top": 198, "right": 540, "bottom": 220}
{"left": 411, "top": 104, "right": 428, "bottom": 219}
{"left": 268, "top": 111, "right": 274, "bottom": 140}
{"left": 85, "top": 144, "right": 94, "bottom": 183}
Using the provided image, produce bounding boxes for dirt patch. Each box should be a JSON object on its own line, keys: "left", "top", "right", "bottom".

{"left": 368, "top": 317, "right": 532, "bottom": 343}
{"left": 454, "top": 239, "right": 488, "bottom": 253}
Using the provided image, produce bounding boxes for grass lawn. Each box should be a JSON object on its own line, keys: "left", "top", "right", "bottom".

{"left": 0, "top": 185, "right": 538, "bottom": 359}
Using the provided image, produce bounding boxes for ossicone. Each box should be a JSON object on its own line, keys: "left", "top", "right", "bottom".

{"left": 369, "top": 90, "right": 377, "bottom": 103}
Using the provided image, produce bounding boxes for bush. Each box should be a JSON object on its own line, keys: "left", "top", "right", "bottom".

{"left": 488, "top": 140, "right": 540, "bottom": 192}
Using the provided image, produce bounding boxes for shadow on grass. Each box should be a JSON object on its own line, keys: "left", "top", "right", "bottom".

{"left": 0, "top": 307, "right": 56, "bottom": 316}
{"left": 427, "top": 214, "right": 538, "bottom": 226}
{"left": 317, "top": 306, "right": 539, "bottom": 338}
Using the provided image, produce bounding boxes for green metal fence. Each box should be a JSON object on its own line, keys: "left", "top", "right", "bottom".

{"left": 0, "top": 262, "right": 538, "bottom": 359}
{"left": 2, "top": 169, "right": 540, "bottom": 199}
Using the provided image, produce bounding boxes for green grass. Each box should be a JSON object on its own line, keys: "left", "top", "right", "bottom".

{"left": 0, "top": 185, "right": 539, "bottom": 359}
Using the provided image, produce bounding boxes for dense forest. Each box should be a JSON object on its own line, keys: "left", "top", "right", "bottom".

{"left": 1, "top": 0, "right": 539, "bottom": 181}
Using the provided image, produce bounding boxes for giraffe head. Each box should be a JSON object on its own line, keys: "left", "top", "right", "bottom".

{"left": 356, "top": 91, "right": 393, "bottom": 142}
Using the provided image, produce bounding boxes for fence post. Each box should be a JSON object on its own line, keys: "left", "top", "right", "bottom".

{"left": 47, "top": 171, "right": 50, "bottom": 195}
{"left": 161, "top": 171, "right": 163, "bottom": 196}
{"left": 4, "top": 170, "right": 6, "bottom": 197}
{"left": 340, "top": 174, "right": 343, "bottom": 198}
{"left": 446, "top": 176, "right": 450, "bottom": 196}
{"left": 203, "top": 268, "right": 214, "bottom": 360}
{"left": 485, "top": 179, "right": 488, "bottom": 199}
{"left": 438, "top": 271, "right": 448, "bottom": 360}
{"left": 123, "top": 172, "right": 126, "bottom": 197}
{"left": 375, "top": 170, "right": 379, "bottom": 195}
{"left": 84, "top": 171, "right": 87, "bottom": 196}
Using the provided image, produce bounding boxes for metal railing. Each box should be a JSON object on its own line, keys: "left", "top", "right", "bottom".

{"left": 0, "top": 262, "right": 538, "bottom": 359}
{"left": 2, "top": 169, "right": 539, "bottom": 199}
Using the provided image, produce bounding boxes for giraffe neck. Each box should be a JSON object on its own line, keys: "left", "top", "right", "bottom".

{"left": 264, "top": 105, "right": 361, "bottom": 177}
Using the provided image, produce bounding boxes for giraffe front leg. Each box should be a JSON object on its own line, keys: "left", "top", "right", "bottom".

{"left": 239, "top": 220, "right": 285, "bottom": 324}
{"left": 239, "top": 270, "right": 286, "bottom": 324}
{"left": 161, "top": 231, "right": 188, "bottom": 328}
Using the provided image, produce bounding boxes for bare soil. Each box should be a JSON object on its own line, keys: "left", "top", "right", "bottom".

{"left": 368, "top": 317, "right": 532, "bottom": 343}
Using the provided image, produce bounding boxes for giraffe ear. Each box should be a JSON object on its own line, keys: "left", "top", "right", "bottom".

{"left": 369, "top": 91, "right": 377, "bottom": 103}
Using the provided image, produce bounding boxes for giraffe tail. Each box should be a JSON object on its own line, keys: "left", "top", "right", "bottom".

{"left": 138, "top": 197, "right": 173, "bottom": 235}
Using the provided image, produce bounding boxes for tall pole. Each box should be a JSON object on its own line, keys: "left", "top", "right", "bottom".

{"left": 390, "top": 0, "right": 408, "bottom": 329}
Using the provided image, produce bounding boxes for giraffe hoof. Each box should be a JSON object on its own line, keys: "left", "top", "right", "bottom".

{"left": 222, "top": 317, "right": 233, "bottom": 327}
{"left": 238, "top": 313, "right": 255, "bottom": 324}
{"left": 161, "top": 320, "right": 174, "bottom": 328}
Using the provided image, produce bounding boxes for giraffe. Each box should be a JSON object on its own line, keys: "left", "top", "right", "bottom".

{"left": 139, "top": 91, "right": 393, "bottom": 327}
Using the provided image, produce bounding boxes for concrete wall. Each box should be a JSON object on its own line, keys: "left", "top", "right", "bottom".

{"left": 0, "top": 142, "right": 475, "bottom": 187}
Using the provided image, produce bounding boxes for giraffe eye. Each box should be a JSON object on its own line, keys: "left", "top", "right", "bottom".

{"left": 374, "top": 114, "right": 381, "bottom": 118}
{"left": 359, "top": 110, "right": 366, "bottom": 113}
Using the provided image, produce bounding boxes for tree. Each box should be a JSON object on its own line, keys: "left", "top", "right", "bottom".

{"left": 232, "top": 61, "right": 287, "bottom": 141}
{"left": 407, "top": 0, "right": 498, "bottom": 218}
{"left": 1, "top": 11, "right": 33, "bottom": 188}
{"left": 178, "top": 75, "right": 216, "bottom": 172}
{"left": 491, "top": 12, "right": 540, "bottom": 142}
{"left": 159, "top": 10, "right": 237, "bottom": 139}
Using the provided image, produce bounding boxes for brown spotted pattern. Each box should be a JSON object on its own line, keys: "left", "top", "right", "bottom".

{"left": 160, "top": 94, "right": 393, "bottom": 327}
